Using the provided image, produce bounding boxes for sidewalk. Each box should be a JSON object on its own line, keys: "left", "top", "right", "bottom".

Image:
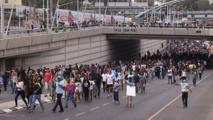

{"left": 0, "top": 87, "right": 52, "bottom": 114}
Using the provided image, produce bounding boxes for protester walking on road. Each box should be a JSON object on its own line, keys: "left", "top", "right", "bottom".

{"left": 83, "top": 77, "right": 90, "bottom": 101}
{"left": 168, "top": 67, "right": 173, "bottom": 84}
{"left": 29, "top": 78, "right": 44, "bottom": 113}
{"left": 192, "top": 69, "right": 198, "bottom": 86}
{"left": 44, "top": 68, "right": 52, "bottom": 97}
{"left": 113, "top": 79, "right": 120, "bottom": 104}
{"left": 2, "top": 72, "right": 9, "bottom": 91}
{"left": 50, "top": 75, "right": 57, "bottom": 103}
{"left": 106, "top": 70, "right": 115, "bottom": 98}
{"left": 198, "top": 67, "right": 203, "bottom": 80}
{"left": 52, "top": 76, "right": 65, "bottom": 113}
{"left": 101, "top": 70, "right": 107, "bottom": 92}
{"left": 89, "top": 76, "right": 95, "bottom": 101}
{"left": 126, "top": 77, "right": 134, "bottom": 107}
{"left": 172, "top": 80, "right": 192, "bottom": 108}
{"left": 15, "top": 77, "right": 28, "bottom": 109}
{"left": 181, "top": 68, "right": 188, "bottom": 81}
{"left": 65, "top": 79, "right": 77, "bottom": 108}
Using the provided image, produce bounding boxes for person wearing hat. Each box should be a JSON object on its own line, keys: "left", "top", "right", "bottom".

{"left": 172, "top": 80, "right": 192, "bottom": 108}
{"left": 52, "top": 76, "right": 65, "bottom": 113}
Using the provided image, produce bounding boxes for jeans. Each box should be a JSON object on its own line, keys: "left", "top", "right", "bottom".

{"left": 95, "top": 85, "right": 100, "bottom": 97}
{"left": 53, "top": 94, "right": 63, "bottom": 111}
{"left": 182, "top": 92, "right": 188, "bottom": 107}
{"left": 199, "top": 73, "right": 202, "bottom": 80}
{"left": 29, "top": 95, "right": 33, "bottom": 107}
{"left": 11, "top": 82, "right": 16, "bottom": 93}
{"left": 65, "top": 93, "right": 76, "bottom": 108}
{"left": 31, "top": 94, "right": 44, "bottom": 111}
{"left": 193, "top": 77, "right": 197, "bottom": 86}
{"left": 148, "top": 74, "right": 152, "bottom": 82}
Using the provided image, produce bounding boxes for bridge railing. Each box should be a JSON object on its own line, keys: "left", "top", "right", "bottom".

{"left": 3, "top": 24, "right": 213, "bottom": 39}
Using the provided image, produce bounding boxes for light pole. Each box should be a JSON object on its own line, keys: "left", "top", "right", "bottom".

{"left": 50, "top": 0, "right": 53, "bottom": 23}
{"left": 1, "top": 0, "right": 4, "bottom": 39}
{"left": 98, "top": 0, "right": 101, "bottom": 23}
{"left": 43, "top": 0, "right": 44, "bottom": 21}
{"left": 77, "top": 0, "right": 79, "bottom": 29}
{"left": 47, "top": 0, "right": 49, "bottom": 33}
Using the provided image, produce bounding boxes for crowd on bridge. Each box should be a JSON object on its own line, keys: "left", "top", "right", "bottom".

{"left": 0, "top": 40, "right": 211, "bottom": 113}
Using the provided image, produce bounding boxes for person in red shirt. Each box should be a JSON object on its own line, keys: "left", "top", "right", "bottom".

{"left": 44, "top": 68, "right": 52, "bottom": 97}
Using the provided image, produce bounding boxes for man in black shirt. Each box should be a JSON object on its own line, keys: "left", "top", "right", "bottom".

{"left": 29, "top": 77, "right": 45, "bottom": 113}
{"left": 94, "top": 73, "right": 102, "bottom": 98}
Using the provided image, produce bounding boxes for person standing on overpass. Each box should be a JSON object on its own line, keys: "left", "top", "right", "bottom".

{"left": 172, "top": 80, "right": 192, "bottom": 108}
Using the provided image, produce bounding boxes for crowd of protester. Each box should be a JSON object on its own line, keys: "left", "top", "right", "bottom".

{"left": 0, "top": 40, "right": 211, "bottom": 113}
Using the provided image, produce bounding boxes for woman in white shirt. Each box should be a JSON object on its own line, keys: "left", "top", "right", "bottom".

{"left": 15, "top": 77, "right": 28, "bottom": 109}
{"left": 172, "top": 80, "right": 192, "bottom": 108}
{"left": 75, "top": 77, "right": 82, "bottom": 103}
{"left": 89, "top": 76, "right": 95, "bottom": 101}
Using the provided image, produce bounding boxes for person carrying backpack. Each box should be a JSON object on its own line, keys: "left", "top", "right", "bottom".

{"left": 65, "top": 79, "right": 77, "bottom": 108}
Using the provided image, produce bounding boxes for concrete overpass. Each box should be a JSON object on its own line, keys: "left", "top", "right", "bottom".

{"left": 0, "top": 26, "right": 212, "bottom": 71}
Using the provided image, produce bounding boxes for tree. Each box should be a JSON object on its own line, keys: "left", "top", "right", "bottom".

{"left": 196, "top": 0, "right": 210, "bottom": 11}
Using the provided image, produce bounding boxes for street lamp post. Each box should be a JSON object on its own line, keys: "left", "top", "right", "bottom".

{"left": 43, "top": 0, "right": 44, "bottom": 21}
{"left": 50, "top": 0, "right": 53, "bottom": 23}
{"left": 77, "top": 0, "right": 79, "bottom": 29}
{"left": 1, "top": 0, "right": 4, "bottom": 39}
{"left": 47, "top": 0, "right": 49, "bottom": 33}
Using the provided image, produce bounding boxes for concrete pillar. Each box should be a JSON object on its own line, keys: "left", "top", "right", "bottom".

{"left": 0, "top": 59, "right": 6, "bottom": 72}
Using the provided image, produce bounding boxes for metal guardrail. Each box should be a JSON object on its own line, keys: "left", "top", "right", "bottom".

{"left": 3, "top": 24, "right": 213, "bottom": 39}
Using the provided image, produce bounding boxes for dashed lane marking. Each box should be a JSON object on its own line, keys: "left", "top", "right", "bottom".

{"left": 64, "top": 118, "right": 70, "bottom": 120}
{"left": 102, "top": 103, "right": 110, "bottom": 106}
{"left": 44, "top": 99, "right": 51, "bottom": 102}
{"left": 122, "top": 96, "right": 126, "bottom": 99}
{"left": 148, "top": 70, "right": 213, "bottom": 120}
{"left": 90, "top": 106, "right": 100, "bottom": 111}
{"left": 75, "top": 112, "right": 86, "bottom": 117}
{"left": 3, "top": 109, "right": 12, "bottom": 113}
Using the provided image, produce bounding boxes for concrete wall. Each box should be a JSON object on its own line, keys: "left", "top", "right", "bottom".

{"left": 0, "top": 27, "right": 170, "bottom": 70}
{"left": 16, "top": 35, "right": 111, "bottom": 70}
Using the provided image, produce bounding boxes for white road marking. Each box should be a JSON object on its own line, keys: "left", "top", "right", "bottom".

{"left": 90, "top": 106, "right": 100, "bottom": 111}
{"left": 122, "top": 96, "right": 126, "bottom": 99}
{"left": 15, "top": 106, "right": 23, "bottom": 110}
{"left": 147, "top": 87, "right": 150, "bottom": 89}
{"left": 44, "top": 99, "right": 51, "bottom": 102}
{"left": 102, "top": 103, "right": 110, "bottom": 106}
{"left": 35, "top": 101, "right": 39, "bottom": 105}
{"left": 3, "top": 109, "right": 12, "bottom": 113}
{"left": 75, "top": 112, "right": 86, "bottom": 117}
{"left": 64, "top": 118, "right": 70, "bottom": 120}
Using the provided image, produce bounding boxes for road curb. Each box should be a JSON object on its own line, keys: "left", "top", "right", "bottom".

{"left": 0, "top": 99, "right": 51, "bottom": 115}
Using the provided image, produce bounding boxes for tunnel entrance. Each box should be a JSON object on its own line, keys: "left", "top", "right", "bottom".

{"left": 108, "top": 39, "right": 141, "bottom": 61}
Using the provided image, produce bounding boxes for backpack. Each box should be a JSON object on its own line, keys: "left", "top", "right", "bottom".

{"left": 67, "top": 84, "right": 74, "bottom": 93}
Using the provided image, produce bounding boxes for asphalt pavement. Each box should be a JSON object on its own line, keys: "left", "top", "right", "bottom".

{"left": 0, "top": 70, "right": 212, "bottom": 120}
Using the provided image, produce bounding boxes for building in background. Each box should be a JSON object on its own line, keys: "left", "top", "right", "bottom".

{"left": 209, "top": 0, "right": 213, "bottom": 4}
{"left": 0, "top": 0, "right": 22, "bottom": 12}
